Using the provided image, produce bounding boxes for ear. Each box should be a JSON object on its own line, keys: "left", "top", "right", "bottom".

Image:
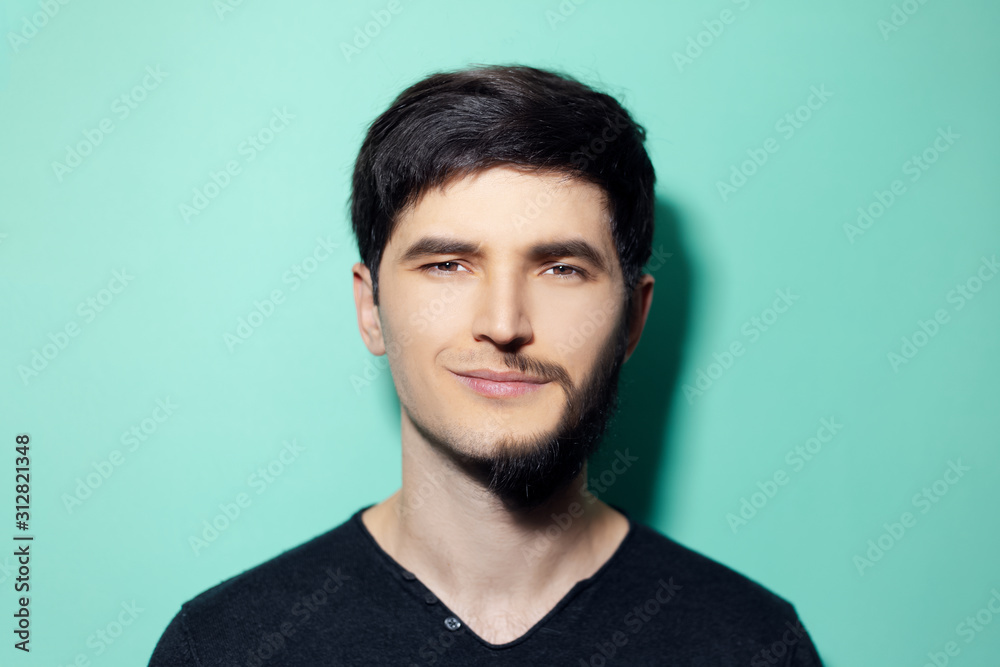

{"left": 623, "top": 273, "right": 654, "bottom": 364}
{"left": 353, "top": 262, "right": 386, "bottom": 355}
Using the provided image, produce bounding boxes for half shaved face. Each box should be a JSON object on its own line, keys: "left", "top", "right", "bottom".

{"left": 372, "top": 164, "right": 632, "bottom": 510}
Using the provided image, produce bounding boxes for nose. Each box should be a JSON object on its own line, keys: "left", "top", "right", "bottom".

{"left": 471, "top": 269, "right": 534, "bottom": 350}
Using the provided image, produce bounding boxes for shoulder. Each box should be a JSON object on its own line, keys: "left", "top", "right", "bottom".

{"left": 182, "top": 515, "right": 360, "bottom": 613}
{"left": 608, "top": 519, "right": 821, "bottom": 663}
{"left": 627, "top": 521, "right": 791, "bottom": 608}
{"left": 149, "top": 511, "right": 366, "bottom": 665}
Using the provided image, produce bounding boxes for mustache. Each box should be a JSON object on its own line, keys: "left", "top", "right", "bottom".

{"left": 475, "top": 352, "right": 573, "bottom": 388}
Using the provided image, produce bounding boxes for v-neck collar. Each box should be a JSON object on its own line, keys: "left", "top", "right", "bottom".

{"left": 351, "top": 501, "right": 637, "bottom": 650}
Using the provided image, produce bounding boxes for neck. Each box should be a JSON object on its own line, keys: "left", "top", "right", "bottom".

{"left": 361, "top": 416, "right": 628, "bottom": 610}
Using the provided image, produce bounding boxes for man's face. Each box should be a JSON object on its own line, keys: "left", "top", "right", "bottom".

{"left": 356, "top": 164, "right": 649, "bottom": 511}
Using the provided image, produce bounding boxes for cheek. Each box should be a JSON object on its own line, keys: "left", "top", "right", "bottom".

{"left": 400, "top": 282, "right": 467, "bottom": 339}
{"left": 544, "top": 295, "right": 621, "bottom": 362}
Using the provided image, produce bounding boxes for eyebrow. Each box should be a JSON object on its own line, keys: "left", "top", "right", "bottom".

{"left": 397, "top": 236, "right": 611, "bottom": 275}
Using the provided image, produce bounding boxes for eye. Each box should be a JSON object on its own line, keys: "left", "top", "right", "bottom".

{"left": 544, "top": 264, "right": 586, "bottom": 279}
{"left": 420, "top": 262, "right": 586, "bottom": 279}
{"left": 422, "top": 262, "right": 469, "bottom": 274}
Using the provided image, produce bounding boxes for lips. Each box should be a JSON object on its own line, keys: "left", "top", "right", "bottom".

{"left": 453, "top": 369, "right": 548, "bottom": 384}
{"left": 450, "top": 370, "right": 550, "bottom": 398}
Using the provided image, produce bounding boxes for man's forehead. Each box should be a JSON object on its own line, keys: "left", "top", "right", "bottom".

{"left": 400, "top": 165, "right": 607, "bottom": 217}
{"left": 388, "top": 166, "right": 615, "bottom": 256}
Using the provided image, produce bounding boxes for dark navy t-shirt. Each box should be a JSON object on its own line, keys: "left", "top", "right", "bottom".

{"left": 148, "top": 503, "right": 824, "bottom": 665}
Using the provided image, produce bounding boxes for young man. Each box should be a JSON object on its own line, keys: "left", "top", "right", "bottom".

{"left": 149, "top": 64, "right": 824, "bottom": 665}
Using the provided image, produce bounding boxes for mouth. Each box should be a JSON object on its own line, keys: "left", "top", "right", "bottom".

{"left": 450, "top": 371, "right": 551, "bottom": 399}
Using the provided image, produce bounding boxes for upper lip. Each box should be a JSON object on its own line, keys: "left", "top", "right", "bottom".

{"left": 453, "top": 369, "right": 549, "bottom": 384}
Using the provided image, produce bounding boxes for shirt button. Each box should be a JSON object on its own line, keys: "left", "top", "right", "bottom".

{"left": 444, "top": 616, "right": 461, "bottom": 631}
{"left": 424, "top": 592, "right": 438, "bottom": 604}
{"left": 401, "top": 570, "right": 416, "bottom": 581}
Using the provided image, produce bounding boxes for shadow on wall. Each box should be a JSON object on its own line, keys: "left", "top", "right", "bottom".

{"left": 588, "top": 196, "right": 696, "bottom": 528}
